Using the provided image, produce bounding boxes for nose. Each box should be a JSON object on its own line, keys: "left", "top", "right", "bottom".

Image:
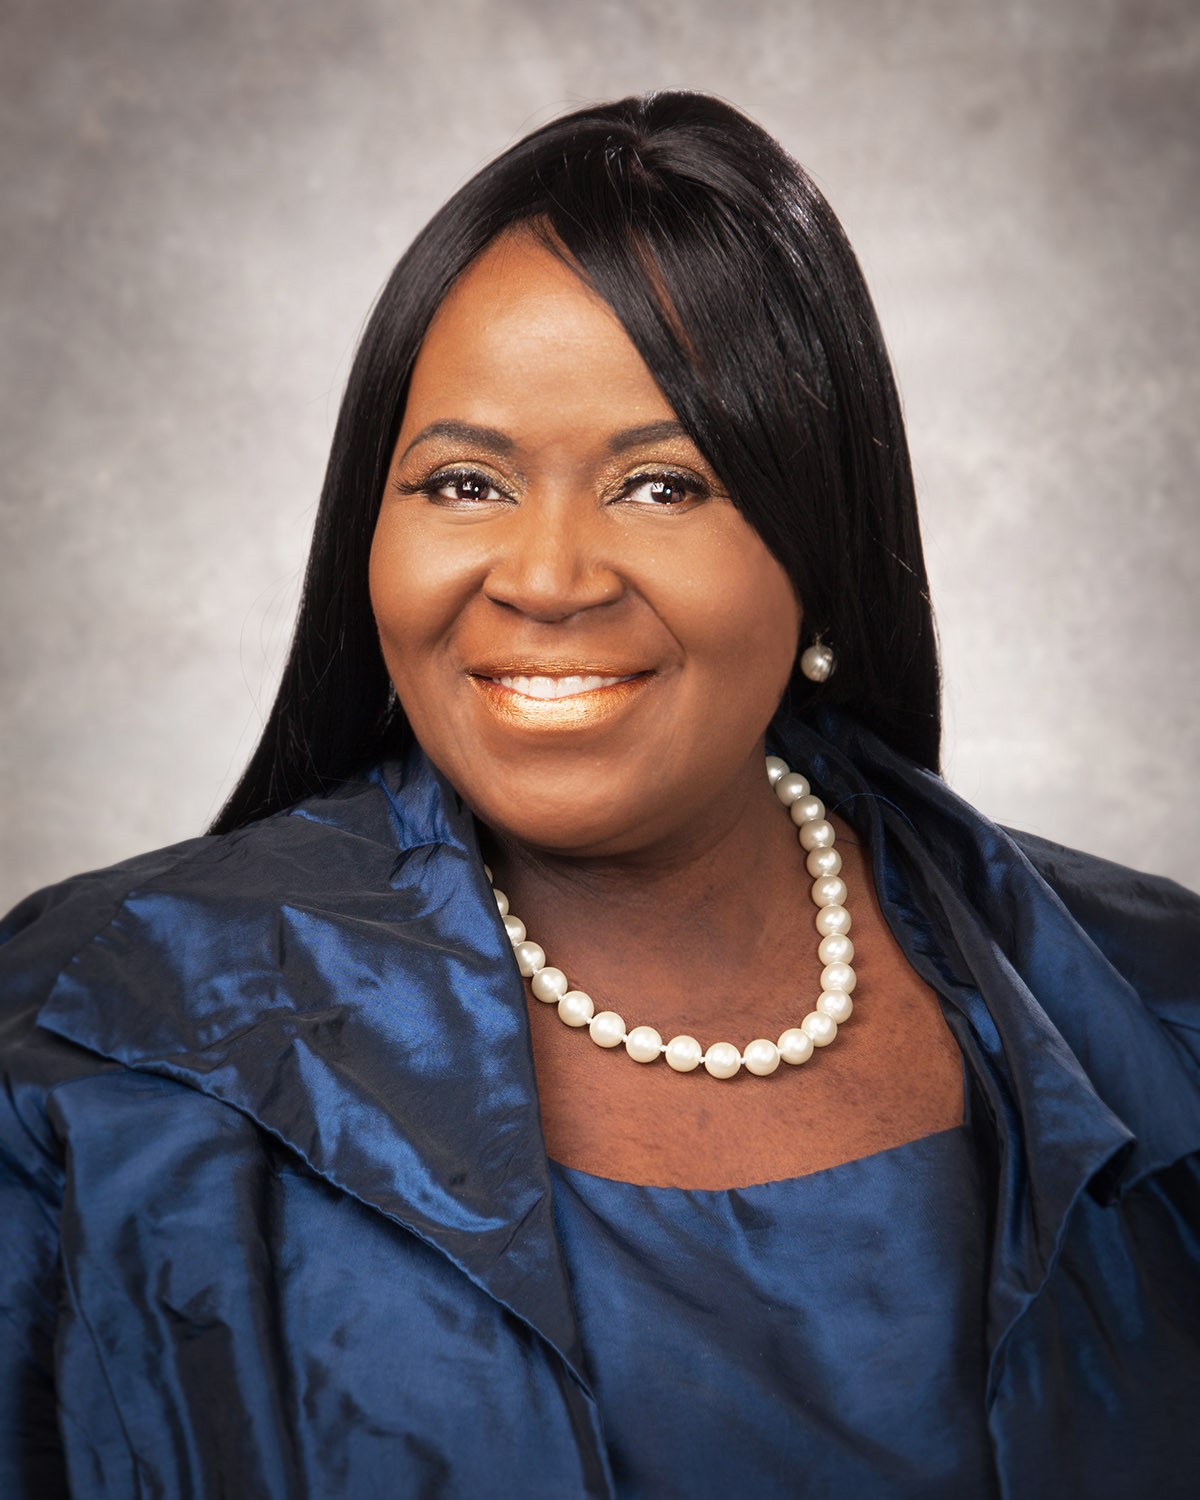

{"left": 483, "top": 495, "right": 626, "bottom": 622}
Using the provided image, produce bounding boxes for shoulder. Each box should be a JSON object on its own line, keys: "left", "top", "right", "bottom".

{"left": 1007, "top": 827, "right": 1200, "bottom": 948}
{"left": 0, "top": 841, "right": 207, "bottom": 1117}
{"left": 1006, "top": 828, "right": 1200, "bottom": 1047}
{"left": 0, "top": 763, "right": 411, "bottom": 983}
{"left": 828, "top": 699, "right": 1200, "bottom": 1103}
{"left": 0, "top": 767, "right": 415, "bottom": 1141}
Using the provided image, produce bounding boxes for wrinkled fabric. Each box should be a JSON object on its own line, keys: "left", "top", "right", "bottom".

{"left": 548, "top": 1120, "right": 994, "bottom": 1499}
{"left": 0, "top": 706, "right": 1198, "bottom": 1498}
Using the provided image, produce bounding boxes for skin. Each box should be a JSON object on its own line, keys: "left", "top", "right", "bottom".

{"left": 370, "top": 228, "right": 964, "bottom": 1188}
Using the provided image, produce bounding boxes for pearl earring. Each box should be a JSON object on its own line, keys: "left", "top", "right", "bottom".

{"left": 800, "top": 640, "right": 835, "bottom": 683}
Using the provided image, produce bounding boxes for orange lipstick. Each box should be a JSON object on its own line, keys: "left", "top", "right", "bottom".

{"left": 468, "top": 670, "right": 651, "bottom": 731}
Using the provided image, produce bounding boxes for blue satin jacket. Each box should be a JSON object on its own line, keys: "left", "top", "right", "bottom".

{"left": 2, "top": 710, "right": 1199, "bottom": 1498}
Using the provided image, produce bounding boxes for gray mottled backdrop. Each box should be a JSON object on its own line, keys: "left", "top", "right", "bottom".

{"left": 2, "top": 0, "right": 1198, "bottom": 910}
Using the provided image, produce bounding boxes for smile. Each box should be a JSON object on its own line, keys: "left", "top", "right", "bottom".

{"left": 491, "top": 673, "right": 636, "bottom": 700}
{"left": 468, "top": 669, "right": 652, "bottom": 730}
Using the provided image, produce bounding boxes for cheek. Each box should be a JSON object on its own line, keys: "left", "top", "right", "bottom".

{"left": 368, "top": 513, "right": 473, "bottom": 672}
{"left": 669, "top": 530, "right": 801, "bottom": 697}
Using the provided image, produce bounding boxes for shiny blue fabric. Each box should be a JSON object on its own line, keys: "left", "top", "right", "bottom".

{"left": 547, "top": 1120, "right": 992, "bottom": 1499}
{"left": 1, "top": 707, "right": 1199, "bottom": 1498}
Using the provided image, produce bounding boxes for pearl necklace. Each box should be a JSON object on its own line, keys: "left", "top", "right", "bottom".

{"left": 489, "top": 755, "right": 856, "bottom": 1080}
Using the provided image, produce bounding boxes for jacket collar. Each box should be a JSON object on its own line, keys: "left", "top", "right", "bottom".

{"left": 786, "top": 707, "right": 1200, "bottom": 1394}
{"left": 37, "top": 745, "right": 592, "bottom": 1391}
{"left": 37, "top": 710, "right": 1200, "bottom": 1410}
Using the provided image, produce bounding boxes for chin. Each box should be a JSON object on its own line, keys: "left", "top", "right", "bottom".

{"left": 461, "top": 778, "right": 658, "bottom": 860}
{"left": 479, "top": 805, "right": 644, "bottom": 859}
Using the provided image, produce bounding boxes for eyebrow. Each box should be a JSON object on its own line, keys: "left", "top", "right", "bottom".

{"left": 398, "top": 417, "right": 692, "bottom": 463}
{"left": 606, "top": 420, "right": 690, "bottom": 452}
{"left": 398, "top": 421, "right": 514, "bottom": 463}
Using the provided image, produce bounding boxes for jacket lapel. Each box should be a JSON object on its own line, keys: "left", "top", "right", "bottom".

{"left": 790, "top": 707, "right": 1200, "bottom": 1402}
{"left": 36, "top": 747, "right": 591, "bottom": 1389}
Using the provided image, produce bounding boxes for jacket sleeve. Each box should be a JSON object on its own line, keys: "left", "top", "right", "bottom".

{"left": 0, "top": 1084, "right": 69, "bottom": 1496}
{"left": 0, "top": 875, "right": 134, "bottom": 1498}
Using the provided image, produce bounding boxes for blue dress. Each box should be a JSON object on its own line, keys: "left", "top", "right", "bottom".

{"left": 548, "top": 1095, "right": 995, "bottom": 1499}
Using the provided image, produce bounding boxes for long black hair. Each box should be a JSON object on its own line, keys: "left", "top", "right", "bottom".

{"left": 212, "top": 91, "right": 940, "bottom": 833}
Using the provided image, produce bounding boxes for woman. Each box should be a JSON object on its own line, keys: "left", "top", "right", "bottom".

{"left": 1, "top": 92, "right": 1197, "bottom": 1499}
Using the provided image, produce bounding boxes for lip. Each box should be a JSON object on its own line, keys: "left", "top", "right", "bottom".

{"left": 467, "top": 668, "right": 653, "bottom": 731}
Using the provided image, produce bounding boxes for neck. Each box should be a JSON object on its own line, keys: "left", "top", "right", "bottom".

{"left": 479, "top": 752, "right": 814, "bottom": 1008}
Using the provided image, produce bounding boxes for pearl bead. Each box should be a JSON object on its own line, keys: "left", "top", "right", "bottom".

{"left": 778, "top": 1027, "right": 815, "bottom": 1065}
{"left": 774, "top": 771, "right": 810, "bottom": 805}
{"left": 625, "top": 1025, "right": 663, "bottom": 1063}
{"left": 743, "top": 1038, "right": 781, "bottom": 1076}
{"left": 558, "top": 990, "right": 595, "bottom": 1027}
{"left": 801, "top": 1011, "right": 838, "bottom": 1046}
{"left": 798, "top": 818, "right": 835, "bottom": 850}
{"left": 818, "top": 990, "right": 853, "bottom": 1023}
{"left": 765, "top": 755, "right": 789, "bottom": 786}
{"left": 494, "top": 888, "right": 510, "bottom": 916}
{"left": 818, "top": 933, "right": 854, "bottom": 965}
{"left": 811, "top": 875, "right": 848, "bottom": 908}
{"left": 530, "top": 966, "right": 569, "bottom": 1003}
{"left": 789, "top": 794, "right": 825, "bottom": 827}
{"left": 503, "top": 913, "right": 527, "bottom": 945}
{"left": 665, "top": 1035, "right": 703, "bottom": 1072}
{"left": 704, "top": 1042, "right": 742, "bottom": 1079}
{"left": 514, "top": 940, "right": 546, "bottom": 976}
{"left": 806, "top": 846, "right": 842, "bottom": 878}
{"left": 589, "top": 1011, "right": 626, "bottom": 1048}
{"left": 483, "top": 864, "right": 493, "bottom": 882}
{"left": 815, "top": 904, "right": 852, "bottom": 937}
{"left": 800, "top": 642, "right": 834, "bottom": 682}
{"left": 820, "top": 961, "right": 856, "bottom": 993}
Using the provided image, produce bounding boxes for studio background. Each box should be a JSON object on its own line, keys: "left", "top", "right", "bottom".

{"left": 2, "top": 0, "right": 1197, "bottom": 912}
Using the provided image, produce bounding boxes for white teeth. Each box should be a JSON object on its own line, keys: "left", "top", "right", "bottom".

{"left": 495, "top": 674, "right": 627, "bottom": 699}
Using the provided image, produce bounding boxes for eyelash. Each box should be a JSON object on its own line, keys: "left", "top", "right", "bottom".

{"left": 621, "top": 470, "right": 711, "bottom": 507}
{"left": 392, "top": 467, "right": 509, "bottom": 504}
{"left": 393, "top": 466, "right": 711, "bottom": 509}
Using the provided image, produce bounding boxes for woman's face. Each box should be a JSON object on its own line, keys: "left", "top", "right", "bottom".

{"left": 370, "top": 229, "right": 801, "bottom": 858}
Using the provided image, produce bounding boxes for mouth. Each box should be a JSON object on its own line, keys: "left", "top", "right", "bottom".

{"left": 480, "top": 671, "right": 641, "bottom": 700}
{"left": 467, "top": 666, "right": 653, "bottom": 730}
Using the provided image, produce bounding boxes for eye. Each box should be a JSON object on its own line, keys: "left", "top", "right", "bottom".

{"left": 394, "top": 466, "right": 511, "bottom": 506}
{"left": 620, "top": 470, "right": 710, "bottom": 508}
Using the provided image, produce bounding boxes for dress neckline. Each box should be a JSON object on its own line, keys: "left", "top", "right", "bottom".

{"left": 547, "top": 1119, "right": 974, "bottom": 1197}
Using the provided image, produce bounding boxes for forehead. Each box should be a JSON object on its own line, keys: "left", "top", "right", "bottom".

{"left": 399, "top": 231, "right": 676, "bottom": 435}
{"left": 428, "top": 229, "right": 615, "bottom": 342}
